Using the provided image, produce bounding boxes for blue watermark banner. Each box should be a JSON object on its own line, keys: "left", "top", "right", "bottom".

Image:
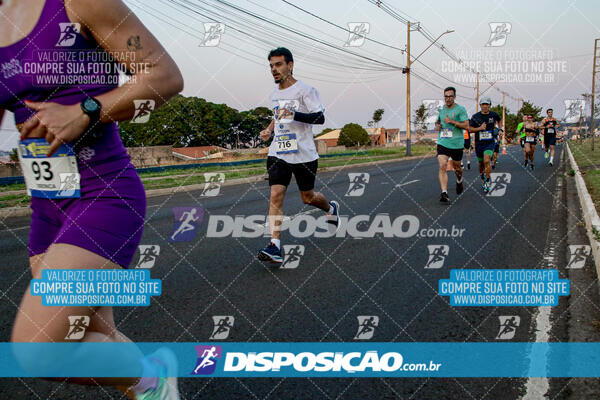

{"left": 30, "top": 269, "right": 161, "bottom": 306}
{"left": 3, "top": 342, "right": 600, "bottom": 377}
{"left": 439, "top": 269, "right": 569, "bottom": 306}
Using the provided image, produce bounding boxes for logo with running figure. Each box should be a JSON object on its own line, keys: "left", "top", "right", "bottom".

{"left": 487, "top": 173, "right": 511, "bottom": 197}
{"left": 345, "top": 23, "right": 370, "bottom": 47}
{"left": 563, "top": 99, "right": 586, "bottom": 124}
{"left": 57, "top": 173, "right": 80, "bottom": 197}
{"left": 170, "top": 207, "right": 204, "bottom": 242}
{"left": 77, "top": 147, "right": 95, "bottom": 161}
{"left": 56, "top": 23, "right": 81, "bottom": 47}
{"left": 191, "top": 345, "right": 222, "bottom": 375}
{"left": 423, "top": 100, "right": 444, "bottom": 124}
{"left": 131, "top": 100, "right": 156, "bottom": 123}
{"left": 210, "top": 316, "right": 234, "bottom": 340}
{"left": 135, "top": 245, "right": 160, "bottom": 269}
{"left": 346, "top": 173, "right": 370, "bottom": 197}
{"left": 201, "top": 173, "right": 225, "bottom": 197}
{"left": 200, "top": 23, "right": 225, "bottom": 47}
{"left": 496, "top": 316, "right": 520, "bottom": 340}
{"left": 485, "top": 22, "right": 512, "bottom": 47}
{"left": 354, "top": 316, "right": 379, "bottom": 340}
{"left": 566, "top": 245, "right": 591, "bottom": 269}
{"left": 65, "top": 316, "right": 90, "bottom": 340}
{"left": 281, "top": 245, "right": 305, "bottom": 269}
{"left": 1, "top": 58, "right": 22, "bottom": 79}
{"left": 425, "top": 245, "right": 449, "bottom": 269}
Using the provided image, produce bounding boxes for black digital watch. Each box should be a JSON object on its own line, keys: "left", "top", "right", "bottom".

{"left": 80, "top": 97, "right": 103, "bottom": 140}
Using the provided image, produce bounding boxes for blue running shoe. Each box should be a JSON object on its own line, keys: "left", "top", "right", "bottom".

{"left": 326, "top": 200, "right": 340, "bottom": 231}
{"left": 483, "top": 179, "right": 490, "bottom": 193}
{"left": 258, "top": 243, "right": 283, "bottom": 264}
{"left": 136, "top": 348, "right": 180, "bottom": 400}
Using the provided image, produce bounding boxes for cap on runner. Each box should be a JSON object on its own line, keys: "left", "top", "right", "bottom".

{"left": 479, "top": 96, "right": 492, "bottom": 105}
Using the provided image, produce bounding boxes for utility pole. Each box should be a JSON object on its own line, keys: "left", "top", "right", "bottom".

{"left": 502, "top": 92, "right": 506, "bottom": 153}
{"left": 476, "top": 72, "right": 479, "bottom": 112}
{"left": 579, "top": 103, "right": 584, "bottom": 144}
{"left": 591, "top": 38, "right": 599, "bottom": 151}
{"left": 405, "top": 21, "right": 412, "bottom": 156}
{"left": 402, "top": 26, "right": 454, "bottom": 156}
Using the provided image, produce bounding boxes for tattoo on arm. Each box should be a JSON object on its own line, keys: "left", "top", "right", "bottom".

{"left": 127, "top": 35, "right": 142, "bottom": 51}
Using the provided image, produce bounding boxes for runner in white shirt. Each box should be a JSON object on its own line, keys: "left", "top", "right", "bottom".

{"left": 258, "top": 47, "right": 340, "bottom": 264}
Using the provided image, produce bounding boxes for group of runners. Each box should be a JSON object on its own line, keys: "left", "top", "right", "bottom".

{"left": 434, "top": 86, "right": 561, "bottom": 203}
{"left": 515, "top": 110, "right": 560, "bottom": 169}
{"left": 0, "top": 0, "right": 561, "bottom": 398}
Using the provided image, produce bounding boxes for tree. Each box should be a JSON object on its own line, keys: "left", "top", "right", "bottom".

{"left": 413, "top": 104, "right": 428, "bottom": 140}
{"left": 517, "top": 101, "right": 543, "bottom": 122}
{"left": 372, "top": 109, "right": 385, "bottom": 127}
{"left": 490, "top": 105, "right": 517, "bottom": 141}
{"left": 338, "top": 123, "right": 370, "bottom": 147}
{"left": 9, "top": 148, "right": 18, "bottom": 162}
{"left": 118, "top": 95, "right": 246, "bottom": 148}
{"left": 228, "top": 107, "right": 272, "bottom": 149}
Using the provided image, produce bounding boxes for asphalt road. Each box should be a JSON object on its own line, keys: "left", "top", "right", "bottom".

{"left": 1, "top": 143, "right": 599, "bottom": 399}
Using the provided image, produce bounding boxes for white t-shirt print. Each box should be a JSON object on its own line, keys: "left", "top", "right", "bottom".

{"left": 269, "top": 80, "right": 324, "bottom": 164}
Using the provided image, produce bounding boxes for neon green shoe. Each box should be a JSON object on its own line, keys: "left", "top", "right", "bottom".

{"left": 136, "top": 348, "right": 180, "bottom": 400}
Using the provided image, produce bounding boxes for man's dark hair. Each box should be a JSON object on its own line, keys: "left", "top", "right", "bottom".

{"left": 444, "top": 86, "right": 456, "bottom": 95}
{"left": 268, "top": 47, "right": 294, "bottom": 64}
{"left": 547, "top": 108, "right": 553, "bottom": 112}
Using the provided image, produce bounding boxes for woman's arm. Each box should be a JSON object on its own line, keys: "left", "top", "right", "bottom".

{"left": 66, "top": 0, "right": 184, "bottom": 122}
{"left": 21, "top": 0, "right": 184, "bottom": 155}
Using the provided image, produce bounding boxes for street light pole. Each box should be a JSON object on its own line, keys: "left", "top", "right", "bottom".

{"left": 476, "top": 72, "right": 479, "bottom": 112}
{"left": 404, "top": 28, "right": 454, "bottom": 156}
{"left": 405, "top": 21, "right": 411, "bottom": 156}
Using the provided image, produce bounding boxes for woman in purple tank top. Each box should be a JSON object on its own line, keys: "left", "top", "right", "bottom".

{"left": 1, "top": 0, "right": 183, "bottom": 398}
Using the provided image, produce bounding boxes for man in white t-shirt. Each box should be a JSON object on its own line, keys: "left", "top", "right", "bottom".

{"left": 257, "top": 47, "right": 340, "bottom": 264}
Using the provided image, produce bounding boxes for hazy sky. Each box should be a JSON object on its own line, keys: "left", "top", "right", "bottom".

{"left": 1, "top": 0, "right": 599, "bottom": 150}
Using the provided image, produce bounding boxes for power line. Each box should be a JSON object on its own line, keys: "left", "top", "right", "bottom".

{"left": 129, "top": 0, "right": 399, "bottom": 84}
{"left": 167, "top": 0, "right": 402, "bottom": 72}
{"left": 201, "top": 0, "right": 404, "bottom": 70}
{"left": 280, "top": 0, "right": 406, "bottom": 53}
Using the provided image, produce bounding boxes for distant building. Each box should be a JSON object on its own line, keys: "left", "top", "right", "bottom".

{"left": 315, "top": 126, "right": 440, "bottom": 148}
{"left": 172, "top": 145, "right": 230, "bottom": 160}
{"left": 315, "top": 127, "right": 398, "bottom": 147}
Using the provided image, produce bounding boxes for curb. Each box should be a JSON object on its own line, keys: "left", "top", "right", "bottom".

{"left": 566, "top": 143, "right": 600, "bottom": 279}
{"left": 0, "top": 153, "right": 434, "bottom": 219}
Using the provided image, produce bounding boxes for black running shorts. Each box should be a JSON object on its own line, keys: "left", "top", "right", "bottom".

{"left": 437, "top": 144, "right": 464, "bottom": 161}
{"left": 267, "top": 156, "right": 318, "bottom": 192}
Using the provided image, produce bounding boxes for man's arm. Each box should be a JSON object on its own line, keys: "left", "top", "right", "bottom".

{"left": 467, "top": 117, "right": 478, "bottom": 133}
{"left": 259, "top": 119, "right": 275, "bottom": 142}
{"left": 293, "top": 111, "right": 325, "bottom": 125}
{"left": 449, "top": 107, "right": 471, "bottom": 130}
{"left": 435, "top": 115, "right": 441, "bottom": 131}
{"left": 450, "top": 120, "right": 470, "bottom": 130}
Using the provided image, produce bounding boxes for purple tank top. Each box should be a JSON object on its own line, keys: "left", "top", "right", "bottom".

{"left": 0, "top": 0, "right": 132, "bottom": 177}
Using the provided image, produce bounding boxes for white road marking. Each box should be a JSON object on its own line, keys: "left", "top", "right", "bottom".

{"left": 395, "top": 180, "right": 420, "bottom": 188}
{"left": 523, "top": 151, "right": 563, "bottom": 399}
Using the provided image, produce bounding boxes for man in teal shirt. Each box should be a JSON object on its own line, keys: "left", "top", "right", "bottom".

{"left": 435, "top": 86, "right": 470, "bottom": 203}
{"left": 516, "top": 115, "right": 527, "bottom": 164}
